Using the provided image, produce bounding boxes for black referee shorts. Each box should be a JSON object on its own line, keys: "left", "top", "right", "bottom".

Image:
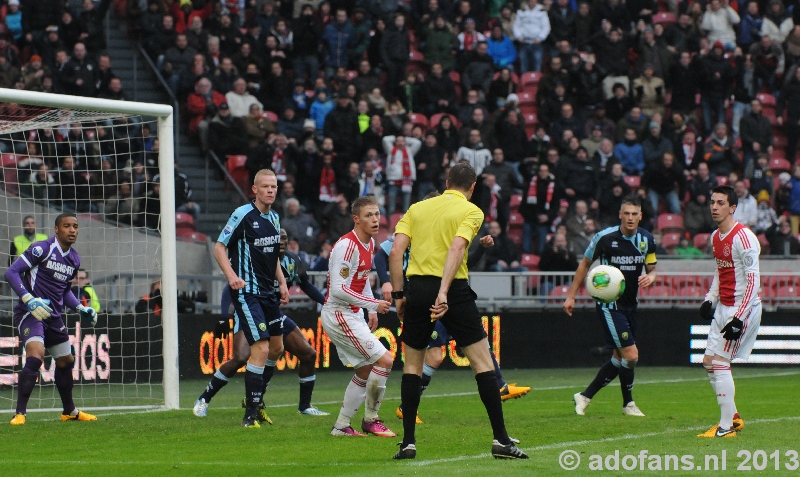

{"left": 403, "top": 276, "right": 486, "bottom": 350}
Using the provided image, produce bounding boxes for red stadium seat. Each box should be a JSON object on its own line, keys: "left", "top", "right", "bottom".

{"left": 510, "top": 194, "right": 522, "bottom": 209}
{"left": 676, "top": 284, "right": 706, "bottom": 303}
{"left": 657, "top": 213, "right": 684, "bottom": 232}
{"left": 520, "top": 105, "right": 538, "bottom": 117}
{"left": 175, "top": 212, "right": 196, "bottom": 232}
{"left": 519, "top": 71, "right": 543, "bottom": 92}
{"left": 521, "top": 254, "right": 540, "bottom": 270}
{"left": 623, "top": 175, "right": 641, "bottom": 189}
{"left": 756, "top": 93, "right": 776, "bottom": 107}
{"left": 226, "top": 154, "right": 252, "bottom": 197}
{"left": 774, "top": 285, "right": 800, "bottom": 306}
{"left": 263, "top": 111, "right": 279, "bottom": 123}
{"left": 508, "top": 212, "right": 524, "bottom": 228}
{"left": 652, "top": 12, "right": 676, "bottom": 25}
{"left": 389, "top": 212, "right": 404, "bottom": 232}
{"left": 345, "top": 70, "right": 358, "bottom": 80}
{"left": 518, "top": 91, "right": 536, "bottom": 106}
{"left": 0, "top": 153, "right": 20, "bottom": 195}
{"left": 407, "top": 113, "right": 429, "bottom": 129}
{"left": 430, "top": 113, "right": 460, "bottom": 129}
{"left": 640, "top": 284, "right": 673, "bottom": 304}
{"left": 770, "top": 157, "right": 792, "bottom": 173}
{"left": 176, "top": 229, "right": 208, "bottom": 242}
{"left": 693, "top": 233, "right": 711, "bottom": 250}
{"left": 449, "top": 70, "right": 461, "bottom": 85}
{"left": 507, "top": 228, "right": 523, "bottom": 247}
{"left": 716, "top": 176, "right": 729, "bottom": 186}
{"left": 406, "top": 50, "right": 425, "bottom": 73}
{"left": 661, "top": 232, "right": 682, "bottom": 250}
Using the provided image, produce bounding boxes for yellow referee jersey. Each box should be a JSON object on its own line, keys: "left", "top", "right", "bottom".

{"left": 395, "top": 189, "right": 484, "bottom": 279}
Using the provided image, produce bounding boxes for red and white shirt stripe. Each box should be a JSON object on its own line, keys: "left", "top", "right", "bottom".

{"left": 324, "top": 230, "right": 379, "bottom": 313}
{"left": 705, "top": 221, "right": 761, "bottom": 319}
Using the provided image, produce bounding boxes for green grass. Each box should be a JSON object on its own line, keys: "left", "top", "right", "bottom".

{"left": 4, "top": 367, "right": 800, "bottom": 476}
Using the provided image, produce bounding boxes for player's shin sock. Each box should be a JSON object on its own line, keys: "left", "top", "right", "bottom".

{"left": 704, "top": 364, "right": 717, "bottom": 393}
{"left": 244, "top": 363, "right": 265, "bottom": 411}
{"left": 618, "top": 360, "right": 635, "bottom": 406}
{"left": 475, "top": 371, "right": 511, "bottom": 445}
{"left": 490, "top": 349, "right": 506, "bottom": 388}
{"left": 15, "top": 357, "right": 42, "bottom": 415}
{"left": 419, "top": 363, "right": 436, "bottom": 395}
{"left": 54, "top": 360, "right": 76, "bottom": 415}
{"left": 583, "top": 357, "right": 620, "bottom": 399}
{"left": 199, "top": 370, "right": 230, "bottom": 403}
{"left": 400, "top": 373, "right": 421, "bottom": 446}
{"left": 335, "top": 375, "right": 366, "bottom": 428}
{"left": 298, "top": 375, "right": 316, "bottom": 410}
{"left": 260, "top": 359, "right": 277, "bottom": 398}
{"left": 713, "top": 360, "right": 736, "bottom": 429}
{"left": 364, "top": 366, "right": 391, "bottom": 421}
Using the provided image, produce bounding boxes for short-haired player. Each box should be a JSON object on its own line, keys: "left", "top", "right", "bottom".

{"left": 563, "top": 194, "right": 658, "bottom": 417}
{"left": 5, "top": 213, "right": 98, "bottom": 425}
{"left": 322, "top": 196, "right": 395, "bottom": 437}
{"left": 696, "top": 186, "right": 760, "bottom": 438}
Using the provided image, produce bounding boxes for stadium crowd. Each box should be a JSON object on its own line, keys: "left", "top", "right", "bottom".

{"left": 2, "top": 0, "right": 800, "bottom": 267}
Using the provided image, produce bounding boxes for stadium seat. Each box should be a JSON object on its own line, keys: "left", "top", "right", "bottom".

{"left": 430, "top": 112, "right": 460, "bottom": 129}
{"left": 407, "top": 112, "right": 429, "bottom": 129}
{"left": 661, "top": 232, "right": 681, "bottom": 250}
{"left": 676, "top": 284, "right": 706, "bottom": 303}
{"left": 716, "top": 176, "right": 729, "bottom": 186}
{"left": 657, "top": 213, "right": 684, "bottom": 232}
{"left": 774, "top": 285, "right": 800, "bottom": 306}
{"left": 623, "top": 175, "right": 641, "bottom": 189}
{"left": 693, "top": 233, "right": 711, "bottom": 250}
{"left": 756, "top": 93, "right": 776, "bottom": 107}
{"left": 640, "top": 284, "right": 673, "bottom": 304}
{"left": 523, "top": 112, "right": 539, "bottom": 137}
{"left": 520, "top": 105, "right": 538, "bottom": 117}
{"left": 518, "top": 91, "right": 536, "bottom": 106}
{"left": 0, "top": 153, "right": 20, "bottom": 195}
{"left": 289, "top": 285, "right": 304, "bottom": 296}
{"left": 448, "top": 70, "right": 461, "bottom": 85}
{"left": 507, "top": 228, "right": 523, "bottom": 247}
{"left": 263, "top": 111, "right": 279, "bottom": 123}
{"left": 225, "top": 154, "right": 251, "bottom": 197}
{"left": 652, "top": 12, "right": 676, "bottom": 25}
{"left": 521, "top": 254, "right": 540, "bottom": 270}
{"left": 389, "top": 212, "right": 404, "bottom": 232}
{"left": 375, "top": 228, "right": 391, "bottom": 246}
{"left": 770, "top": 157, "right": 792, "bottom": 173}
{"left": 176, "top": 229, "right": 208, "bottom": 242}
{"left": 519, "top": 71, "right": 543, "bottom": 92}
{"left": 175, "top": 212, "right": 196, "bottom": 232}
{"left": 345, "top": 70, "right": 358, "bottom": 81}
{"left": 757, "top": 234, "right": 769, "bottom": 254}
{"left": 508, "top": 212, "right": 524, "bottom": 227}
{"left": 510, "top": 194, "right": 522, "bottom": 209}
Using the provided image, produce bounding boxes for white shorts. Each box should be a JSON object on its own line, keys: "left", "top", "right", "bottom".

{"left": 321, "top": 306, "right": 386, "bottom": 368}
{"left": 705, "top": 301, "right": 762, "bottom": 362}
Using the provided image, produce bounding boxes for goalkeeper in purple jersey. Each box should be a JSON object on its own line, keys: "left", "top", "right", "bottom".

{"left": 4, "top": 213, "right": 98, "bottom": 425}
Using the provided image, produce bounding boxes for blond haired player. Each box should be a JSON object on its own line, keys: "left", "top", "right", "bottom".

{"left": 322, "top": 196, "right": 395, "bottom": 437}
{"left": 697, "top": 185, "right": 761, "bottom": 438}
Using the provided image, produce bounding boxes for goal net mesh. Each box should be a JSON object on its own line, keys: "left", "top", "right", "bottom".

{"left": 0, "top": 102, "right": 166, "bottom": 412}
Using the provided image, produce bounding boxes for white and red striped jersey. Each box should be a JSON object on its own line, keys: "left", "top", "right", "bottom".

{"left": 705, "top": 222, "right": 761, "bottom": 319}
{"left": 324, "top": 230, "right": 380, "bottom": 313}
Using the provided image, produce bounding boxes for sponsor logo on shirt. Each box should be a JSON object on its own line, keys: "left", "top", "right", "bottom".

{"left": 611, "top": 241, "right": 618, "bottom": 248}
{"left": 639, "top": 240, "right": 647, "bottom": 253}
{"left": 223, "top": 225, "right": 233, "bottom": 236}
{"left": 723, "top": 245, "right": 731, "bottom": 257}
{"left": 32, "top": 246, "right": 43, "bottom": 257}
{"left": 253, "top": 222, "right": 260, "bottom": 228}
{"left": 340, "top": 266, "right": 350, "bottom": 279}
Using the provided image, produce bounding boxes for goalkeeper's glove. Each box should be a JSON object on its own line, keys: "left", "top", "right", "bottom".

{"left": 22, "top": 293, "right": 53, "bottom": 321}
{"left": 77, "top": 305, "right": 97, "bottom": 326}
{"left": 721, "top": 317, "right": 744, "bottom": 341}
{"left": 215, "top": 317, "right": 232, "bottom": 337}
{"left": 699, "top": 301, "right": 714, "bottom": 320}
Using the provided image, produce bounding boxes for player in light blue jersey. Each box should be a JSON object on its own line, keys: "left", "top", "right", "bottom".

{"left": 211, "top": 169, "right": 289, "bottom": 428}
{"left": 5, "top": 213, "right": 98, "bottom": 425}
{"left": 563, "top": 194, "right": 657, "bottom": 417}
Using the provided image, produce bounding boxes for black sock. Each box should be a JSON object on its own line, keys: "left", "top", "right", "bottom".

{"left": 244, "top": 366, "right": 264, "bottom": 410}
{"left": 475, "top": 371, "right": 510, "bottom": 445}
{"left": 298, "top": 376, "right": 315, "bottom": 410}
{"left": 16, "top": 357, "right": 42, "bottom": 415}
{"left": 199, "top": 372, "right": 229, "bottom": 403}
{"left": 54, "top": 360, "right": 76, "bottom": 414}
{"left": 583, "top": 360, "right": 620, "bottom": 399}
{"left": 261, "top": 360, "right": 276, "bottom": 398}
{"left": 401, "top": 374, "right": 421, "bottom": 446}
{"left": 619, "top": 366, "right": 635, "bottom": 406}
{"left": 491, "top": 352, "right": 506, "bottom": 388}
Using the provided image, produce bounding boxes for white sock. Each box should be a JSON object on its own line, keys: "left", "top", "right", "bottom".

{"left": 713, "top": 360, "right": 735, "bottom": 430}
{"left": 364, "top": 366, "right": 391, "bottom": 421}
{"left": 335, "top": 375, "right": 366, "bottom": 429}
{"left": 704, "top": 364, "right": 716, "bottom": 393}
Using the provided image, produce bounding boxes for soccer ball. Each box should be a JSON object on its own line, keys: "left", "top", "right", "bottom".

{"left": 585, "top": 265, "right": 626, "bottom": 304}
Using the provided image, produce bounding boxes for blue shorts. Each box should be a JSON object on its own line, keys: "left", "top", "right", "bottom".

{"left": 233, "top": 309, "right": 298, "bottom": 340}
{"left": 427, "top": 320, "right": 452, "bottom": 348}
{"left": 597, "top": 305, "right": 637, "bottom": 350}
{"left": 232, "top": 293, "right": 283, "bottom": 345}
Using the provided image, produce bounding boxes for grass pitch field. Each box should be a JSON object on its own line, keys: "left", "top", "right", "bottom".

{"left": 4, "top": 367, "right": 799, "bottom": 476}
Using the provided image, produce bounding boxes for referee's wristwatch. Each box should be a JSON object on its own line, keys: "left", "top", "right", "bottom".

{"left": 391, "top": 290, "right": 404, "bottom": 299}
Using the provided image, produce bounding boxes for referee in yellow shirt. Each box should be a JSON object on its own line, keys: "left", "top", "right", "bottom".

{"left": 388, "top": 163, "right": 527, "bottom": 460}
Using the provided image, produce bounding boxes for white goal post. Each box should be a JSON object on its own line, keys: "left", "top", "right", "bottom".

{"left": 0, "top": 88, "right": 179, "bottom": 411}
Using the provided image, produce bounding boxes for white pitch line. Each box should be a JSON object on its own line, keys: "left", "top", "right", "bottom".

{"left": 409, "top": 415, "right": 800, "bottom": 466}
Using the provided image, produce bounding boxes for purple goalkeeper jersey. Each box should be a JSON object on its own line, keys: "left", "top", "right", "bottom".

{"left": 4, "top": 237, "right": 81, "bottom": 320}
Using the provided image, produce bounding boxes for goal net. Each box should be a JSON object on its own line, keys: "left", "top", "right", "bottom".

{"left": 0, "top": 89, "right": 179, "bottom": 413}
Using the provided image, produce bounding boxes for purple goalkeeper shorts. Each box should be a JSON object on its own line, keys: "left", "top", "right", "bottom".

{"left": 13, "top": 309, "right": 70, "bottom": 348}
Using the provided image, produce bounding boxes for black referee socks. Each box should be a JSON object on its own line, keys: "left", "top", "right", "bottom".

{"left": 475, "top": 371, "right": 511, "bottom": 446}
{"left": 401, "top": 374, "right": 422, "bottom": 445}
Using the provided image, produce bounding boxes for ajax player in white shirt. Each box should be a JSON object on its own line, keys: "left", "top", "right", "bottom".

{"left": 322, "top": 196, "right": 395, "bottom": 438}
{"left": 697, "top": 185, "right": 762, "bottom": 438}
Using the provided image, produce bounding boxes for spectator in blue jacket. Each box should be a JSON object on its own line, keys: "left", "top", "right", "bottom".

{"left": 614, "top": 128, "right": 645, "bottom": 176}
{"left": 487, "top": 24, "right": 517, "bottom": 70}
{"left": 4, "top": 0, "right": 23, "bottom": 42}
{"left": 737, "top": 1, "right": 762, "bottom": 49}
{"left": 309, "top": 89, "right": 334, "bottom": 132}
{"left": 322, "top": 9, "right": 355, "bottom": 78}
